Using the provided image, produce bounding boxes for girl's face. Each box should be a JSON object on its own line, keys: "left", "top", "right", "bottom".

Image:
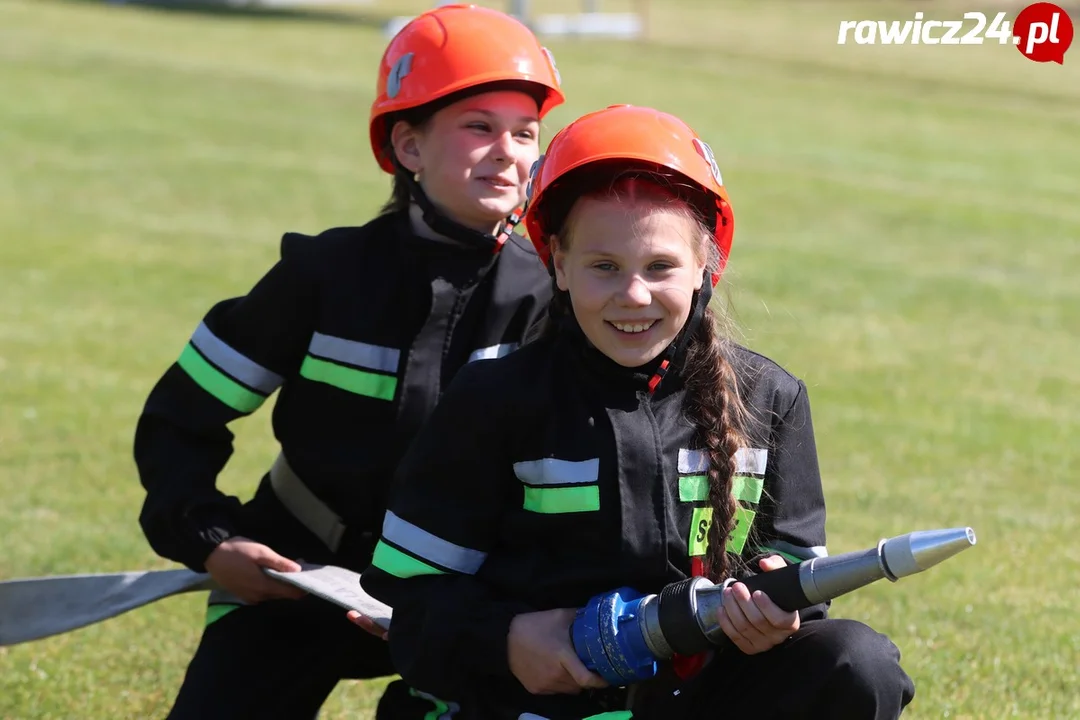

{"left": 392, "top": 90, "right": 541, "bottom": 234}
{"left": 552, "top": 196, "right": 707, "bottom": 368}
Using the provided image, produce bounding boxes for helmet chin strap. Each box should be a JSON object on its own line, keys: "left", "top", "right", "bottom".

{"left": 401, "top": 166, "right": 523, "bottom": 254}
{"left": 647, "top": 272, "right": 713, "bottom": 394}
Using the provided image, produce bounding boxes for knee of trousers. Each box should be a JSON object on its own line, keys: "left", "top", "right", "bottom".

{"left": 812, "top": 619, "right": 916, "bottom": 704}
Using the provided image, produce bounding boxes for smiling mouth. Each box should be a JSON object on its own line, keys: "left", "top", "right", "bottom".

{"left": 607, "top": 320, "right": 658, "bottom": 334}
{"left": 478, "top": 176, "right": 515, "bottom": 188}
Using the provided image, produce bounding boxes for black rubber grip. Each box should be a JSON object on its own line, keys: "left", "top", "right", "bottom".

{"left": 737, "top": 561, "right": 810, "bottom": 613}
{"left": 657, "top": 579, "right": 711, "bottom": 656}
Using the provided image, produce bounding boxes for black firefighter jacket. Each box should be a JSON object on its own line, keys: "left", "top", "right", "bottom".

{"left": 361, "top": 316, "right": 831, "bottom": 718}
{"left": 133, "top": 208, "right": 553, "bottom": 574}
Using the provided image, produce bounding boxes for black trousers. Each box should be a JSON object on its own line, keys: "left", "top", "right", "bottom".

{"left": 165, "top": 480, "right": 464, "bottom": 720}
{"left": 165, "top": 594, "right": 463, "bottom": 719}
{"left": 633, "top": 618, "right": 916, "bottom": 720}
{"left": 464, "top": 618, "right": 915, "bottom": 720}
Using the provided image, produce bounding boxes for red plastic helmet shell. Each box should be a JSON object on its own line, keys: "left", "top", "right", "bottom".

{"left": 523, "top": 104, "right": 735, "bottom": 286}
{"left": 370, "top": 4, "right": 565, "bottom": 174}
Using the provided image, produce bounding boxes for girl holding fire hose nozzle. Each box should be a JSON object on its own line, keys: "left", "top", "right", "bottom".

{"left": 360, "top": 104, "right": 917, "bottom": 720}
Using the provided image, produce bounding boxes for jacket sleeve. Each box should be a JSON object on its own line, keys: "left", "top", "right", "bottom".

{"left": 744, "top": 378, "right": 831, "bottom": 622}
{"left": 360, "top": 359, "right": 533, "bottom": 700}
{"left": 133, "top": 233, "right": 317, "bottom": 572}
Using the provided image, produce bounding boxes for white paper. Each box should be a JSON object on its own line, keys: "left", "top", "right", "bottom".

{"left": 264, "top": 564, "right": 393, "bottom": 629}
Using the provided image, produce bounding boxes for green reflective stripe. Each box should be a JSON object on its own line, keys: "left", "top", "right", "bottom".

{"left": 728, "top": 506, "right": 757, "bottom": 554}
{"left": 372, "top": 540, "right": 447, "bottom": 578}
{"left": 178, "top": 344, "right": 266, "bottom": 413}
{"left": 679, "top": 474, "right": 709, "bottom": 502}
{"left": 758, "top": 546, "right": 803, "bottom": 565}
{"left": 732, "top": 475, "right": 763, "bottom": 504}
{"left": 300, "top": 355, "right": 397, "bottom": 401}
{"left": 523, "top": 485, "right": 600, "bottom": 514}
{"left": 205, "top": 603, "right": 240, "bottom": 626}
{"left": 584, "top": 711, "right": 633, "bottom": 719}
{"left": 678, "top": 474, "right": 761, "bottom": 504}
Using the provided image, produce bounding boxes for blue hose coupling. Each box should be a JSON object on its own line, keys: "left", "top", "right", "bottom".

{"left": 571, "top": 586, "right": 658, "bottom": 686}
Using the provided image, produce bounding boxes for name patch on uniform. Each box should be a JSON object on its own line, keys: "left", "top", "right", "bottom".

{"left": 687, "top": 506, "right": 757, "bottom": 557}
{"left": 688, "top": 506, "right": 713, "bottom": 557}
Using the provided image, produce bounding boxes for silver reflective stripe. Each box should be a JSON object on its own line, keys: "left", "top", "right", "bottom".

{"left": 269, "top": 453, "right": 347, "bottom": 552}
{"left": 513, "top": 458, "right": 599, "bottom": 486}
{"left": 190, "top": 322, "right": 283, "bottom": 393}
{"left": 680, "top": 448, "right": 768, "bottom": 475}
{"left": 678, "top": 448, "right": 709, "bottom": 474}
{"left": 735, "top": 448, "right": 768, "bottom": 475}
{"left": 468, "top": 343, "right": 519, "bottom": 363}
{"left": 767, "top": 539, "right": 828, "bottom": 560}
{"left": 381, "top": 510, "right": 486, "bottom": 575}
{"left": 308, "top": 332, "right": 399, "bottom": 373}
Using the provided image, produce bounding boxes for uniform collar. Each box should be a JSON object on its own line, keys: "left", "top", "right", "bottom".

{"left": 396, "top": 206, "right": 498, "bottom": 263}
{"left": 557, "top": 302, "right": 686, "bottom": 400}
{"left": 408, "top": 203, "right": 477, "bottom": 249}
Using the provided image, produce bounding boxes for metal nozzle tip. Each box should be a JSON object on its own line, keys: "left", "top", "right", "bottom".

{"left": 881, "top": 527, "right": 977, "bottom": 579}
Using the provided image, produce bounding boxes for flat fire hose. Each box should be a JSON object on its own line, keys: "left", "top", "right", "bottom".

{"left": 0, "top": 563, "right": 392, "bottom": 647}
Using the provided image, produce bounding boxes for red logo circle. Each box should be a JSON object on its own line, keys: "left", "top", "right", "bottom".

{"left": 1013, "top": 3, "right": 1074, "bottom": 64}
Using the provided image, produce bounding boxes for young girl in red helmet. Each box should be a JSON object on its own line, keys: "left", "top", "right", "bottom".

{"left": 360, "top": 104, "right": 917, "bottom": 719}
{"left": 132, "top": 5, "right": 563, "bottom": 718}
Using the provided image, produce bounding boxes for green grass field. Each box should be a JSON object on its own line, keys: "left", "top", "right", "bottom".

{"left": 1, "top": 0, "right": 1077, "bottom": 717}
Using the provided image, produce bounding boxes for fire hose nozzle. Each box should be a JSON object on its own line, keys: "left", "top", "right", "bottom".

{"left": 572, "top": 527, "right": 977, "bottom": 686}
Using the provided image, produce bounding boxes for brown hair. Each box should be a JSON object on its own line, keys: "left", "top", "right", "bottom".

{"left": 544, "top": 173, "right": 754, "bottom": 583}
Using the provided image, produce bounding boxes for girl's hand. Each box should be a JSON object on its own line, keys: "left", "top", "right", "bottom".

{"left": 345, "top": 610, "right": 389, "bottom": 640}
{"left": 507, "top": 608, "right": 609, "bottom": 695}
{"left": 203, "top": 536, "right": 306, "bottom": 604}
{"left": 716, "top": 554, "right": 800, "bottom": 655}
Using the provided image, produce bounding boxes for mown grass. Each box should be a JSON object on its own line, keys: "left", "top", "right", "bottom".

{"left": 1, "top": 0, "right": 1076, "bottom": 717}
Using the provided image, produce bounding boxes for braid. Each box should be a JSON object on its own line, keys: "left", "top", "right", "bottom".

{"left": 685, "top": 304, "right": 753, "bottom": 583}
